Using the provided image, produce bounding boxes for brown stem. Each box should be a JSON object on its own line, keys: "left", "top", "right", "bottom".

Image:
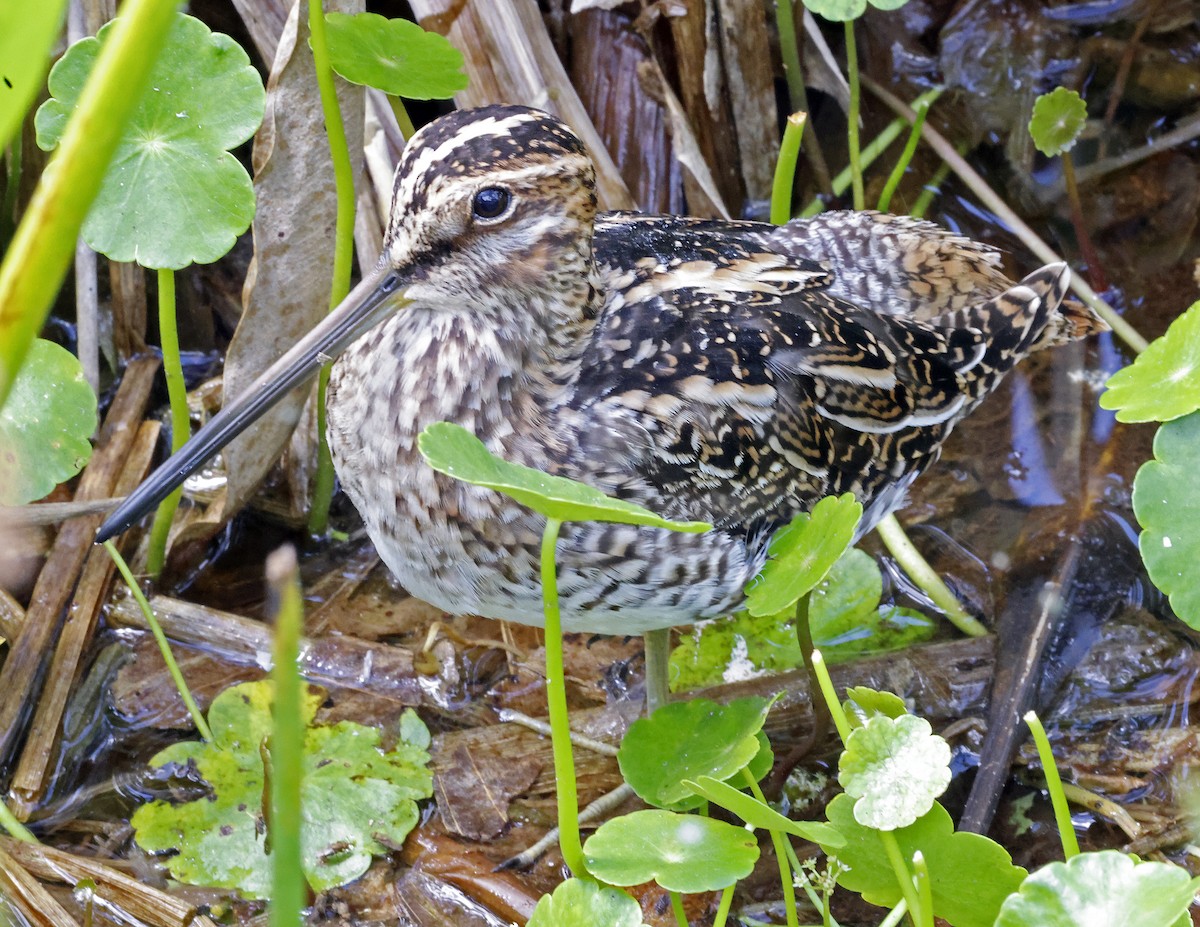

{"left": 1061, "top": 152, "right": 1108, "bottom": 293}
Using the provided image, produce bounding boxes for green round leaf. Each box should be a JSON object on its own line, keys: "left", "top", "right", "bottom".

{"left": 803, "top": 0, "right": 868, "bottom": 20}
{"left": 419, "top": 422, "right": 710, "bottom": 531}
{"left": 36, "top": 13, "right": 265, "bottom": 268}
{"left": 584, "top": 810, "right": 759, "bottom": 892}
{"left": 324, "top": 12, "right": 467, "bottom": 99}
{"left": 1132, "top": 413, "right": 1200, "bottom": 627}
{"left": 132, "top": 680, "right": 432, "bottom": 898}
{"left": 839, "top": 714, "right": 951, "bottom": 830}
{"left": 618, "top": 697, "right": 771, "bottom": 810}
{"left": 994, "top": 851, "right": 1200, "bottom": 927}
{"left": 527, "top": 879, "right": 647, "bottom": 927}
{"left": 1101, "top": 300, "right": 1200, "bottom": 423}
{"left": 868, "top": 0, "right": 910, "bottom": 9}
{"left": 819, "top": 795, "right": 1027, "bottom": 927}
{"left": 1029, "top": 86, "right": 1087, "bottom": 157}
{"left": 746, "top": 494, "right": 863, "bottom": 617}
{"left": 0, "top": 339, "right": 97, "bottom": 505}
{"left": 843, "top": 686, "right": 908, "bottom": 728}
{"left": 683, "top": 775, "right": 845, "bottom": 846}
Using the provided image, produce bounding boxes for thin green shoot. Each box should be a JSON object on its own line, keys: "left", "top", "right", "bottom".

{"left": 875, "top": 515, "right": 986, "bottom": 637}
{"left": 268, "top": 546, "right": 306, "bottom": 927}
{"left": 810, "top": 650, "right": 852, "bottom": 745}
{"left": 800, "top": 87, "right": 941, "bottom": 217}
{"left": 0, "top": 800, "right": 35, "bottom": 843}
{"left": 909, "top": 157, "right": 953, "bottom": 219}
{"left": 643, "top": 627, "right": 671, "bottom": 714}
{"left": 774, "top": 0, "right": 832, "bottom": 193}
{"left": 876, "top": 92, "right": 938, "bottom": 213}
{"left": 844, "top": 22, "right": 864, "bottom": 210}
{"left": 104, "top": 540, "right": 213, "bottom": 740}
{"left": 876, "top": 900, "right": 910, "bottom": 927}
{"left": 880, "top": 830, "right": 924, "bottom": 927}
{"left": 712, "top": 884, "right": 735, "bottom": 927}
{"left": 771, "top": 112, "right": 808, "bottom": 225}
{"left": 540, "top": 516, "right": 587, "bottom": 878}
{"left": 781, "top": 841, "right": 839, "bottom": 923}
{"left": 306, "top": 0, "right": 357, "bottom": 536}
{"left": 146, "top": 269, "right": 186, "bottom": 576}
{"left": 912, "top": 851, "right": 933, "bottom": 927}
{"left": 390, "top": 97, "right": 415, "bottom": 141}
{"left": 0, "top": 0, "right": 180, "bottom": 408}
{"left": 744, "top": 768, "right": 799, "bottom": 927}
{"left": 669, "top": 891, "right": 688, "bottom": 927}
{"left": 1024, "top": 710, "right": 1080, "bottom": 859}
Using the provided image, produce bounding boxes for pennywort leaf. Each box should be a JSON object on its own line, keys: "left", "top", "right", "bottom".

{"left": 746, "top": 493, "right": 862, "bottom": 617}
{"left": 0, "top": 339, "right": 96, "bottom": 505}
{"left": 36, "top": 13, "right": 265, "bottom": 269}
{"left": 324, "top": 12, "right": 466, "bottom": 99}
{"left": 583, "top": 810, "right": 759, "bottom": 892}
{"left": 839, "top": 713, "right": 951, "bottom": 830}
{"left": 419, "top": 422, "right": 710, "bottom": 531}
{"left": 1029, "top": 87, "right": 1087, "bottom": 157}
{"left": 1101, "top": 300, "right": 1200, "bottom": 423}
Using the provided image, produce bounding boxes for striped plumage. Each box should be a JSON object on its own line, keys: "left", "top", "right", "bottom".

{"left": 322, "top": 104, "right": 1105, "bottom": 635}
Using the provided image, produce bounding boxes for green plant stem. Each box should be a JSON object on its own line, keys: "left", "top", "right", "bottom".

{"left": 800, "top": 87, "right": 942, "bottom": 218}
{"left": 669, "top": 891, "right": 688, "bottom": 927}
{"left": 306, "top": 0, "right": 357, "bottom": 536}
{"left": 1025, "top": 710, "right": 1080, "bottom": 859}
{"left": 1060, "top": 152, "right": 1107, "bottom": 293}
{"left": 794, "top": 593, "right": 830, "bottom": 745}
{"left": 771, "top": 112, "right": 808, "bottom": 226}
{"left": 880, "top": 831, "right": 923, "bottom": 927}
{"left": 876, "top": 94, "right": 936, "bottom": 213}
{"left": 877, "top": 900, "right": 910, "bottom": 927}
{"left": 0, "top": 0, "right": 180, "bottom": 409}
{"left": 911, "top": 851, "right": 933, "bottom": 927}
{"left": 146, "top": 269, "right": 185, "bottom": 577}
{"left": 104, "top": 540, "right": 212, "bottom": 740}
{"left": 782, "top": 841, "right": 835, "bottom": 918}
{"left": 809, "top": 650, "right": 851, "bottom": 745}
{"left": 746, "top": 771, "right": 799, "bottom": 927}
{"left": 539, "top": 517, "right": 587, "bottom": 878}
{"left": 774, "top": 0, "right": 832, "bottom": 194}
{"left": 712, "top": 884, "right": 735, "bottom": 927}
{"left": 310, "top": 366, "right": 336, "bottom": 533}
{"left": 875, "top": 514, "right": 987, "bottom": 638}
{"left": 268, "top": 545, "right": 305, "bottom": 927}
{"left": 909, "top": 157, "right": 953, "bottom": 220}
{"left": 843, "top": 21, "right": 864, "bottom": 211}
{"left": 389, "top": 96, "right": 415, "bottom": 140}
{"left": 643, "top": 626, "right": 671, "bottom": 714}
{"left": 0, "top": 801, "right": 36, "bottom": 843}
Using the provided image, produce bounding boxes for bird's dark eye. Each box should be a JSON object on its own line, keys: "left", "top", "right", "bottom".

{"left": 472, "top": 187, "right": 511, "bottom": 221}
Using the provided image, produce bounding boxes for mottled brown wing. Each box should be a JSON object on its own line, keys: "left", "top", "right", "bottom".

{"left": 569, "top": 212, "right": 1077, "bottom": 535}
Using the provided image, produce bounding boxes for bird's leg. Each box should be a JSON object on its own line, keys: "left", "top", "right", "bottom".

{"left": 643, "top": 627, "right": 672, "bottom": 715}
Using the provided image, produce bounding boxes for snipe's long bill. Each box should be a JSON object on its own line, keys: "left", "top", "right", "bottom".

{"left": 97, "top": 104, "right": 1106, "bottom": 636}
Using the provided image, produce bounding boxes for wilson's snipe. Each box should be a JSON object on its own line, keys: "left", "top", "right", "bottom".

{"left": 99, "top": 105, "right": 1106, "bottom": 634}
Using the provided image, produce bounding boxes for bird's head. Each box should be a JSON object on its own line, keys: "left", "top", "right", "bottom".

{"left": 380, "top": 105, "right": 599, "bottom": 307}
{"left": 95, "top": 105, "right": 600, "bottom": 542}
